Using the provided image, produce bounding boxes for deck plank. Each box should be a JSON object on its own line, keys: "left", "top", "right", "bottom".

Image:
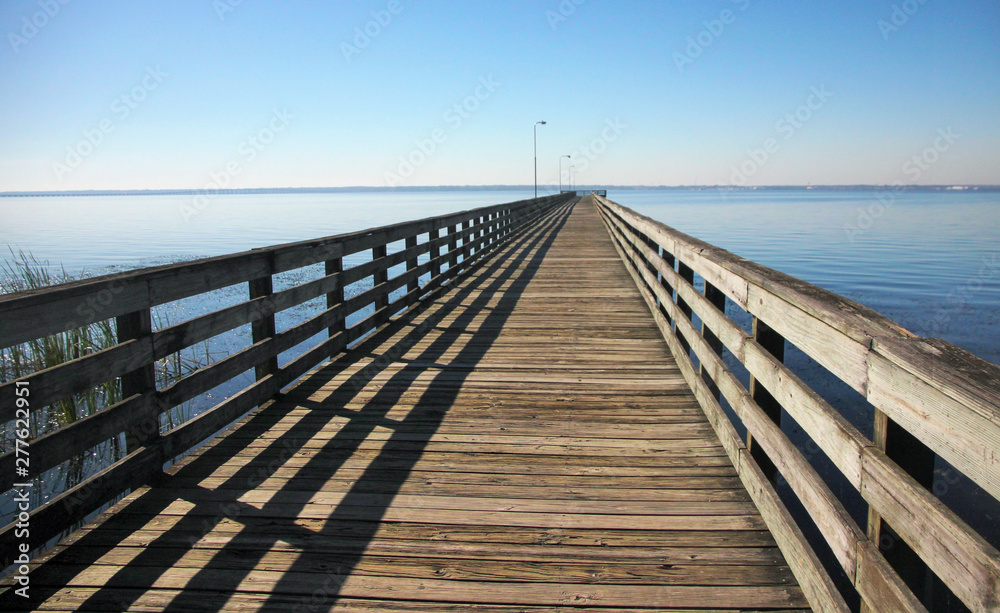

{"left": 0, "top": 197, "right": 807, "bottom": 611}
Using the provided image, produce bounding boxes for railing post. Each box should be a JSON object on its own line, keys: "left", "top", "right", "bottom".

{"left": 429, "top": 228, "right": 441, "bottom": 279}
{"left": 660, "top": 251, "right": 675, "bottom": 326}
{"left": 866, "top": 409, "right": 937, "bottom": 605}
{"left": 620, "top": 221, "right": 642, "bottom": 275}
{"left": 747, "top": 318, "right": 784, "bottom": 482}
{"left": 249, "top": 275, "right": 278, "bottom": 381}
{"left": 449, "top": 224, "right": 459, "bottom": 270}
{"left": 701, "top": 282, "right": 727, "bottom": 400}
{"left": 116, "top": 308, "right": 158, "bottom": 453}
{"left": 372, "top": 244, "right": 388, "bottom": 322}
{"left": 325, "top": 256, "right": 345, "bottom": 337}
{"left": 406, "top": 235, "right": 419, "bottom": 294}
{"left": 675, "top": 262, "right": 695, "bottom": 355}
{"left": 462, "top": 219, "right": 473, "bottom": 262}
{"left": 637, "top": 234, "right": 657, "bottom": 280}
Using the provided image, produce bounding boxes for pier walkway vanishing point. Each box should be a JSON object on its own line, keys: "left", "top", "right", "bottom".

{"left": 1, "top": 195, "right": 998, "bottom": 611}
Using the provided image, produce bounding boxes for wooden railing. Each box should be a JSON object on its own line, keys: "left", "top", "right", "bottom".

{"left": 596, "top": 195, "right": 1000, "bottom": 613}
{"left": 0, "top": 193, "right": 573, "bottom": 566}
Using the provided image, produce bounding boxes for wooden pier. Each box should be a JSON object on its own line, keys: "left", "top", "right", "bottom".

{"left": 1, "top": 195, "right": 998, "bottom": 611}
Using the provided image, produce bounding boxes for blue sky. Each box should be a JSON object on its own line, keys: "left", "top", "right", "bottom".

{"left": 1, "top": 0, "right": 997, "bottom": 190}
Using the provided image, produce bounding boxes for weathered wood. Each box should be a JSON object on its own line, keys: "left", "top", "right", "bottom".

{"left": 0, "top": 338, "right": 151, "bottom": 424}
{"left": 248, "top": 275, "right": 278, "bottom": 381}
{"left": 595, "top": 198, "right": 967, "bottom": 613}
{"left": 116, "top": 309, "right": 158, "bottom": 453}
{"left": 605, "top": 213, "right": 886, "bottom": 591}
{"left": 676, "top": 261, "right": 695, "bottom": 356}
{"left": 0, "top": 194, "right": 568, "bottom": 518}
{"left": 599, "top": 199, "right": 1000, "bottom": 610}
{"left": 659, "top": 248, "right": 676, "bottom": 325}
{"left": 326, "top": 256, "right": 346, "bottom": 337}
{"left": 152, "top": 269, "right": 342, "bottom": 359}
{"left": 600, "top": 211, "right": 745, "bottom": 469}
{"left": 738, "top": 450, "right": 851, "bottom": 613}
{"left": 429, "top": 228, "right": 442, "bottom": 278}
{"left": 155, "top": 196, "right": 566, "bottom": 464}
{"left": 861, "top": 448, "right": 1000, "bottom": 613}
{"left": 0, "top": 444, "right": 162, "bottom": 568}
{"left": 0, "top": 393, "right": 153, "bottom": 493}
{"left": 701, "top": 282, "right": 726, "bottom": 400}
{"left": 17, "top": 192, "right": 995, "bottom": 612}
{"left": 595, "top": 196, "right": 905, "bottom": 339}
{"left": 0, "top": 197, "right": 809, "bottom": 612}
{"left": 736, "top": 390, "right": 865, "bottom": 582}
{"left": 868, "top": 335, "right": 1000, "bottom": 504}
{"left": 862, "top": 409, "right": 890, "bottom": 613}
{"left": 856, "top": 540, "right": 929, "bottom": 613}
{"left": 0, "top": 196, "right": 565, "bottom": 349}
{"left": 747, "top": 318, "right": 784, "bottom": 482}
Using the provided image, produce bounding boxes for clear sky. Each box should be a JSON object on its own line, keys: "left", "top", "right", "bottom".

{"left": 1, "top": 0, "right": 998, "bottom": 191}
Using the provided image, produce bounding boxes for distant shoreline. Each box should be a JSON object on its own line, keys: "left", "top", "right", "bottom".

{"left": 1, "top": 185, "right": 998, "bottom": 197}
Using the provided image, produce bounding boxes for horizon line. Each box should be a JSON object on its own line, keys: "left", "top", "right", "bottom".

{"left": 2, "top": 184, "right": 1000, "bottom": 197}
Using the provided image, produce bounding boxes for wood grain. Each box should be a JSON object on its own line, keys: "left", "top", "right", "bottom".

{"left": 0, "top": 197, "right": 804, "bottom": 612}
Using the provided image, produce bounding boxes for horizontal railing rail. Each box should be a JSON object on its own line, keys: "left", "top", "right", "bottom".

{"left": 596, "top": 195, "right": 1000, "bottom": 613}
{"left": 0, "top": 193, "right": 574, "bottom": 567}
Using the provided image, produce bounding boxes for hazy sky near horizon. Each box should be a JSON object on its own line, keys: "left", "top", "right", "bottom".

{"left": 1, "top": 0, "right": 998, "bottom": 191}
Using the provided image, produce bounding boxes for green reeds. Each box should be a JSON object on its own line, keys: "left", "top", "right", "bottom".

{"left": 1, "top": 249, "right": 215, "bottom": 499}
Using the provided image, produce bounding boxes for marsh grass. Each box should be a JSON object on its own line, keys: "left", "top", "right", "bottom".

{"left": 1, "top": 249, "right": 216, "bottom": 513}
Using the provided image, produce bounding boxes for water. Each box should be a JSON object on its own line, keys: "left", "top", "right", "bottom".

{"left": 2, "top": 188, "right": 998, "bottom": 609}
{"left": 612, "top": 189, "right": 1000, "bottom": 366}
{"left": 610, "top": 189, "right": 1000, "bottom": 611}
{"left": 0, "top": 190, "right": 539, "bottom": 272}
{"left": 5, "top": 190, "right": 997, "bottom": 358}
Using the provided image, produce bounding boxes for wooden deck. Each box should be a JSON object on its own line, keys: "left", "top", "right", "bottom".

{"left": 4, "top": 198, "right": 808, "bottom": 611}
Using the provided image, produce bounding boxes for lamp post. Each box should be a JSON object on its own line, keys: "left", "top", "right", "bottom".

{"left": 559, "top": 155, "right": 571, "bottom": 193}
{"left": 534, "top": 121, "right": 547, "bottom": 199}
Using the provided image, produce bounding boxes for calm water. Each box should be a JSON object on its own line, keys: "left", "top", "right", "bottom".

{"left": 3, "top": 189, "right": 996, "bottom": 365}
{"left": 2, "top": 189, "right": 998, "bottom": 608}
{"left": 0, "top": 191, "right": 540, "bottom": 272}
{"left": 614, "top": 189, "right": 1000, "bottom": 366}
{"left": 612, "top": 189, "right": 999, "bottom": 611}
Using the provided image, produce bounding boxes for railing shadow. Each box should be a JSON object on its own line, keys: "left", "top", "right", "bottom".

{"left": 0, "top": 200, "right": 573, "bottom": 611}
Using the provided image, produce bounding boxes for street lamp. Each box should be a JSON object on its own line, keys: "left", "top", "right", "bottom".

{"left": 559, "top": 155, "right": 571, "bottom": 193}
{"left": 534, "top": 121, "right": 547, "bottom": 199}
